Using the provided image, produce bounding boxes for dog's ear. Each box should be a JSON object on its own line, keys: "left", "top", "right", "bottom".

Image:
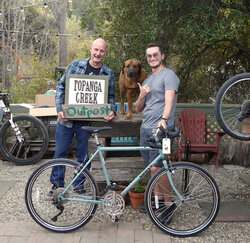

{"left": 122, "top": 62, "right": 125, "bottom": 74}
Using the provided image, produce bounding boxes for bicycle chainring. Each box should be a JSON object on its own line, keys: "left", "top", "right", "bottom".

{"left": 102, "top": 191, "right": 125, "bottom": 221}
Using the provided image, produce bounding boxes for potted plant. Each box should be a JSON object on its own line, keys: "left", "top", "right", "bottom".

{"left": 128, "top": 180, "right": 147, "bottom": 210}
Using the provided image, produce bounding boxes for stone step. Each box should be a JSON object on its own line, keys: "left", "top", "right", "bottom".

{"left": 91, "top": 156, "right": 148, "bottom": 182}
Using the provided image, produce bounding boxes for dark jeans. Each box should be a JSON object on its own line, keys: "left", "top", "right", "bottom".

{"left": 140, "top": 126, "right": 174, "bottom": 167}
{"left": 50, "top": 121, "right": 91, "bottom": 189}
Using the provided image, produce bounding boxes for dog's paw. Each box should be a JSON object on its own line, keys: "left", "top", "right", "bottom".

{"left": 120, "top": 111, "right": 126, "bottom": 115}
{"left": 125, "top": 114, "right": 132, "bottom": 119}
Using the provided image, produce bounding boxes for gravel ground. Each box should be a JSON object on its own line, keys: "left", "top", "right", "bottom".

{"left": 0, "top": 158, "right": 249, "bottom": 242}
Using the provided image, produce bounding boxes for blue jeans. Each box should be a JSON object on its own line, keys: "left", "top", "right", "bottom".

{"left": 140, "top": 127, "right": 163, "bottom": 167}
{"left": 50, "top": 121, "right": 91, "bottom": 189}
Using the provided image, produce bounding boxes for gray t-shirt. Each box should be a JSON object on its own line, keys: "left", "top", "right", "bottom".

{"left": 142, "top": 68, "right": 180, "bottom": 129}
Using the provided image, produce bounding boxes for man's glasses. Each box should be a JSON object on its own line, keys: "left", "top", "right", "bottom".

{"left": 146, "top": 52, "right": 160, "bottom": 59}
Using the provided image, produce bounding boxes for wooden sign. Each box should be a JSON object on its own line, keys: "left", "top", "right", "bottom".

{"left": 63, "top": 74, "right": 110, "bottom": 120}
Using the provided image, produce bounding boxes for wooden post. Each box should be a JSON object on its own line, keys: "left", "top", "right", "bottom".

{"left": 242, "top": 117, "right": 250, "bottom": 134}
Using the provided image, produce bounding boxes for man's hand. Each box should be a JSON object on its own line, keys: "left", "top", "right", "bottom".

{"left": 158, "top": 119, "right": 167, "bottom": 130}
{"left": 104, "top": 110, "right": 115, "bottom": 122}
{"left": 58, "top": 111, "right": 68, "bottom": 122}
{"left": 138, "top": 83, "right": 152, "bottom": 98}
{"left": 135, "top": 83, "right": 152, "bottom": 112}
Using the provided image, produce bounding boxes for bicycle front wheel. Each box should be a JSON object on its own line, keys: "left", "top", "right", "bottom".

{"left": 25, "top": 159, "right": 99, "bottom": 232}
{"left": 0, "top": 115, "right": 49, "bottom": 164}
{"left": 215, "top": 73, "right": 250, "bottom": 140}
{"left": 145, "top": 162, "right": 220, "bottom": 237}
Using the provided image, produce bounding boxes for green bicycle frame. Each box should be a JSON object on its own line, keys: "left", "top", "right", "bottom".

{"left": 60, "top": 141, "right": 184, "bottom": 204}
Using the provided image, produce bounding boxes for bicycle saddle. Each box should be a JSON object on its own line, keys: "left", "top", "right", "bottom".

{"left": 81, "top": 126, "right": 112, "bottom": 134}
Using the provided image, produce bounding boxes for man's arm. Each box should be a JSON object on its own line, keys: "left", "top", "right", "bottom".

{"left": 157, "top": 90, "right": 176, "bottom": 129}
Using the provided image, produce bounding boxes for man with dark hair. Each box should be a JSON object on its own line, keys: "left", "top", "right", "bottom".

{"left": 135, "top": 43, "right": 180, "bottom": 223}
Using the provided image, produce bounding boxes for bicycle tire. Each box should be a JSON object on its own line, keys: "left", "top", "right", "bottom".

{"left": 25, "top": 159, "right": 99, "bottom": 233}
{"left": 215, "top": 73, "right": 250, "bottom": 140}
{"left": 145, "top": 162, "right": 220, "bottom": 237}
{"left": 0, "top": 115, "right": 49, "bottom": 165}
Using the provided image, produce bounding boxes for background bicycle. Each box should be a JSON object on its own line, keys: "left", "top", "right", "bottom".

{"left": 215, "top": 73, "right": 250, "bottom": 141}
{"left": 0, "top": 92, "right": 49, "bottom": 165}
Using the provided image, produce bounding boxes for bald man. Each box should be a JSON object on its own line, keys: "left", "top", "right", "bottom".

{"left": 49, "top": 38, "right": 116, "bottom": 196}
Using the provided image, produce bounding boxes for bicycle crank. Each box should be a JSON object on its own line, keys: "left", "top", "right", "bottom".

{"left": 102, "top": 191, "right": 125, "bottom": 222}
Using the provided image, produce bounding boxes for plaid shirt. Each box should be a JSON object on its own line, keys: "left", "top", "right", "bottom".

{"left": 56, "top": 58, "right": 116, "bottom": 113}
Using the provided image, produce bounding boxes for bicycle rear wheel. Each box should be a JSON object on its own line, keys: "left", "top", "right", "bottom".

{"left": 215, "top": 73, "right": 250, "bottom": 140}
{"left": 145, "top": 162, "right": 220, "bottom": 237}
{"left": 0, "top": 115, "right": 49, "bottom": 164}
{"left": 25, "top": 159, "right": 99, "bottom": 232}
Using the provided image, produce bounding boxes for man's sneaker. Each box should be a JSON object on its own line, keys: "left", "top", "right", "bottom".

{"left": 45, "top": 184, "right": 59, "bottom": 201}
{"left": 159, "top": 203, "right": 177, "bottom": 225}
{"left": 73, "top": 188, "right": 86, "bottom": 194}
{"left": 138, "top": 200, "right": 165, "bottom": 214}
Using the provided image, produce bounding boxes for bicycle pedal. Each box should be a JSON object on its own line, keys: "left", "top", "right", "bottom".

{"left": 111, "top": 215, "right": 119, "bottom": 222}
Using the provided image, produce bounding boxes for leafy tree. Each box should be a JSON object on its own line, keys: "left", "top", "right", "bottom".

{"left": 89, "top": 0, "right": 249, "bottom": 102}
{"left": 9, "top": 56, "right": 56, "bottom": 103}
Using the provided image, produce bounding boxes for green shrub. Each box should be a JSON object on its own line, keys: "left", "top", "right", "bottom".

{"left": 9, "top": 56, "right": 56, "bottom": 104}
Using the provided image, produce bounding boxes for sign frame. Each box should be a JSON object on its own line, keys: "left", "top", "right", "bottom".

{"left": 65, "top": 74, "right": 109, "bottom": 105}
{"left": 63, "top": 74, "right": 110, "bottom": 120}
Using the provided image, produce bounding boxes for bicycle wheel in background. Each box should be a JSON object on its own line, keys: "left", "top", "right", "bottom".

{"left": 215, "top": 73, "right": 250, "bottom": 140}
{"left": 0, "top": 115, "right": 49, "bottom": 165}
{"left": 145, "top": 162, "right": 220, "bottom": 237}
{"left": 25, "top": 159, "right": 99, "bottom": 233}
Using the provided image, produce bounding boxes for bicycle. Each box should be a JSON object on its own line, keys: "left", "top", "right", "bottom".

{"left": 215, "top": 73, "right": 250, "bottom": 140}
{"left": 0, "top": 92, "right": 49, "bottom": 165}
{"left": 25, "top": 126, "right": 220, "bottom": 237}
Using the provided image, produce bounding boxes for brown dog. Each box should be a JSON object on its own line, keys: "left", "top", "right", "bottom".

{"left": 119, "top": 59, "right": 147, "bottom": 119}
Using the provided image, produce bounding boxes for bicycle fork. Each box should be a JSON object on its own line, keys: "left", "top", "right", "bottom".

{"left": 162, "top": 155, "right": 185, "bottom": 203}
{"left": 7, "top": 113, "right": 24, "bottom": 143}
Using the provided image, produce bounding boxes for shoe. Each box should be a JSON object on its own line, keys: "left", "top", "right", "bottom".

{"left": 139, "top": 200, "right": 165, "bottom": 214}
{"left": 47, "top": 184, "right": 59, "bottom": 198}
{"left": 159, "top": 203, "right": 177, "bottom": 225}
{"left": 73, "top": 188, "right": 86, "bottom": 194}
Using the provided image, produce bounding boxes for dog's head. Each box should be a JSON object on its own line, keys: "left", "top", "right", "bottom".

{"left": 122, "top": 59, "right": 142, "bottom": 78}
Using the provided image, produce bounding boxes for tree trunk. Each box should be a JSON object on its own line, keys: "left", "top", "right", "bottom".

{"left": 51, "top": 0, "right": 67, "bottom": 68}
{"left": 1, "top": 0, "right": 7, "bottom": 88}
